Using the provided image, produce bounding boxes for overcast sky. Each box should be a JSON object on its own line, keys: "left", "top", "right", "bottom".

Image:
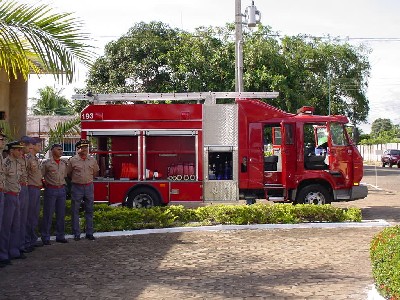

{"left": 24, "top": 0, "right": 400, "bottom": 133}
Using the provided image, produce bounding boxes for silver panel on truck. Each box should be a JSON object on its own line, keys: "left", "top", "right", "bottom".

{"left": 203, "top": 104, "right": 238, "bottom": 145}
{"left": 203, "top": 104, "right": 239, "bottom": 202}
{"left": 203, "top": 180, "right": 238, "bottom": 202}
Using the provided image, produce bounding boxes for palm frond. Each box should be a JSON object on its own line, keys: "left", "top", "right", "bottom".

{"left": 0, "top": 0, "right": 94, "bottom": 82}
{"left": 45, "top": 117, "right": 80, "bottom": 152}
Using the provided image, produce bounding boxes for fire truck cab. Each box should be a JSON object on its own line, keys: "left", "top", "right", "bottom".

{"left": 74, "top": 92, "right": 368, "bottom": 207}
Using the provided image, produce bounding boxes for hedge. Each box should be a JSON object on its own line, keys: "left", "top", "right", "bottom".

{"left": 370, "top": 226, "right": 400, "bottom": 299}
{"left": 87, "top": 203, "right": 361, "bottom": 232}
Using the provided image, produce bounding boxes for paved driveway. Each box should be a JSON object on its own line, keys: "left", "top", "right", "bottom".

{"left": 0, "top": 168, "right": 397, "bottom": 300}
{"left": 0, "top": 226, "right": 382, "bottom": 300}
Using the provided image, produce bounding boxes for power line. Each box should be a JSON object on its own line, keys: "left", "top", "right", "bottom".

{"left": 92, "top": 33, "right": 400, "bottom": 43}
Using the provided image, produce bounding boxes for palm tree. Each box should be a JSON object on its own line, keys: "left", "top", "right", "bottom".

{"left": 46, "top": 117, "right": 80, "bottom": 153}
{"left": 31, "top": 85, "right": 74, "bottom": 115}
{"left": 0, "top": 0, "right": 94, "bottom": 82}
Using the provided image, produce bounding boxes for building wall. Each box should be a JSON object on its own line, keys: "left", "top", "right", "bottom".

{"left": 26, "top": 115, "right": 80, "bottom": 157}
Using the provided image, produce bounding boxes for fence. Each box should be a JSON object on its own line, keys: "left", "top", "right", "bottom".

{"left": 357, "top": 143, "right": 400, "bottom": 162}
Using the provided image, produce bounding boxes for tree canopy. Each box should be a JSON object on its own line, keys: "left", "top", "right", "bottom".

{"left": 85, "top": 21, "right": 371, "bottom": 124}
{"left": 359, "top": 118, "right": 400, "bottom": 144}
{"left": 0, "top": 0, "right": 94, "bottom": 82}
{"left": 371, "top": 118, "right": 393, "bottom": 137}
{"left": 30, "top": 86, "right": 74, "bottom": 115}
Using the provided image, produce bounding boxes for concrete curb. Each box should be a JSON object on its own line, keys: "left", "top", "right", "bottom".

{"left": 54, "top": 219, "right": 390, "bottom": 240}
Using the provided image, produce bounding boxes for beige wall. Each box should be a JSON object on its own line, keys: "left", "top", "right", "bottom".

{"left": 0, "top": 68, "right": 28, "bottom": 139}
{"left": 9, "top": 74, "right": 28, "bottom": 138}
{"left": 0, "top": 69, "right": 10, "bottom": 120}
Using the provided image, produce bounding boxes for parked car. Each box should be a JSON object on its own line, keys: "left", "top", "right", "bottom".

{"left": 381, "top": 149, "right": 400, "bottom": 167}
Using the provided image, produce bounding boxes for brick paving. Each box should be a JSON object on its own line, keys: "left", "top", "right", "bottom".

{"left": 0, "top": 167, "right": 398, "bottom": 299}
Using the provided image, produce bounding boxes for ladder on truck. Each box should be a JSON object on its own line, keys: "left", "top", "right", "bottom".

{"left": 72, "top": 91, "right": 279, "bottom": 104}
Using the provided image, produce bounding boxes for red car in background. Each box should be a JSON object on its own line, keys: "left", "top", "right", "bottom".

{"left": 381, "top": 149, "right": 400, "bottom": 167}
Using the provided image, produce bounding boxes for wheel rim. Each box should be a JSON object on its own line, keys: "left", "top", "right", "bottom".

{"left": 304, "top": 191, "right": 325, "bottom": 205}
{"left": 132, "top": 193, "right": 154, "bottom": 208}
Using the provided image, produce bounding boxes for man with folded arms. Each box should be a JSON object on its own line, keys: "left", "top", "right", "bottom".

{"left": 41, "top": 143, "right": 68, "bottom": 245}
{"left": 0, "top": 141, "right": 26, "bottom": 267}
{"left": 25, "top": 137, "right": 43, "bottom": 250}
{"left": 67, "top": 139, "right": 99, "bottom": 241}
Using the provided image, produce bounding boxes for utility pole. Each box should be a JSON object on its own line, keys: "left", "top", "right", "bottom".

{"left": 235, "top": 0, "right": 244, "bottom": 92}
{"left": 235, "top": 0, "right": 261, "bottom": 93}
{"left": 328, "top": 70, "right": 331, "bottom": 115}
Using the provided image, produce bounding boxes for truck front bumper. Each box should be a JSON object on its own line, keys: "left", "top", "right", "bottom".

{"left": 334, "top": 184, "right": 368, "bottom": 201}
{"left": 350, "top": 184, "right": 368, "bottom": 200}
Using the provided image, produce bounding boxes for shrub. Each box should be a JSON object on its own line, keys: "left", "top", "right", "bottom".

{"left": 293, "top": 205, "right": 362, "bottom": 222}
{"left": 370, "top": 226, "right": 400, "bottom": 299}
{"left": 88, "top": 203, "right": 361, "bottom": 233}
{"left": 45, "top": 202, "right": 362, "bottom": 234}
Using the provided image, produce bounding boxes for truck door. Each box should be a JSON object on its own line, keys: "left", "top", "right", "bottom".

{"left": 247, "top": 122, "right": 264, "bottom": 189}
{"left": 328, "top": 122, "right": 353, "bottom": 186}
{"left": 281, "top": 122, "right": 296, "bottom": 186}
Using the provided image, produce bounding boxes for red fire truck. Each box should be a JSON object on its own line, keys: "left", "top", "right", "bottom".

{"left": 73, "top": 92, "right": 367, "bottom": 207}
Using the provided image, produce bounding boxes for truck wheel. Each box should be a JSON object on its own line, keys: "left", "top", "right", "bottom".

{"left": 296, "top": 184, "right": 332, "bottom": 205}
{"left": 126, "top": 187, "right": 160, "bottom": 208}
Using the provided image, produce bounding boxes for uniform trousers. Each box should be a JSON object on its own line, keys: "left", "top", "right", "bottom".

{"left": 0, "top": 192, "right": 4, "bottom": 233}
{"left": 41, "top": 187, "right": 66, "bottom": 241}
{"left": 19, "top": 185, "right": 29, "bottom": 251}
{"left": 25, "top": 186, "right": 41, "bottom": 247}
{"left": 0, "top": 193, "right": 21, "bottom": 260}
{"left": 71, "top": 183, "right": 94, "bottom": 236}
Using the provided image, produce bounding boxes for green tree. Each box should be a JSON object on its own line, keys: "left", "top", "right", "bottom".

{"left": 84, "top": 22, "right": 370, "bottom": 124}
{"left": 360, "top": 119, "right": 400, "bottom": 144}
{"left": 371, "top": 118, "right": 393, "bottom": 137}
{"left": 168, "top": 26, "right": 235, "bottom": 92}
{"left": 244, "top": 31, "right": 370, "bottom": 122}
{"left": 30, "top": 86, "right": 74, "bottom": 115}
{"left": 0, "top": 0, "right": 93, "bottom": 82}
{"left": 86, "top": 22, "right": 180, "bottom": 93}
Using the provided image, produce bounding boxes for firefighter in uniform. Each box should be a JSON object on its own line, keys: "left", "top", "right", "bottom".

{"left": 41, "top": 143, "right": 68, "bottom": 245}
{"left": 25, "top": 137, "right": 43, "bottom": 250}
{"left": 19, "top": 136, "right": 32, "bottom": 253}
{"left": 67, "top": 139, "right": 99, "bottom": 241}
{"left": 0, "top": 129, "right": 7, "bottom": 236}
{"left": 0, "top": 141, "right": 26, "bottom": 267}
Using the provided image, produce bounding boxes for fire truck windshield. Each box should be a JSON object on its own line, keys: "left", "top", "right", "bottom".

{"left": 330, "top": 122, "right": 349, "bottom": 146}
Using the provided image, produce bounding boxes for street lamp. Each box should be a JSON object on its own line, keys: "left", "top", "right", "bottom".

{"left": 235, "top": 0, "right": 261, "bottom": 92}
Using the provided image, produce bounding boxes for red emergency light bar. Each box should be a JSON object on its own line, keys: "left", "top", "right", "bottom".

{"left": 297, "top": 106, "right": 315, "bottom": 115}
